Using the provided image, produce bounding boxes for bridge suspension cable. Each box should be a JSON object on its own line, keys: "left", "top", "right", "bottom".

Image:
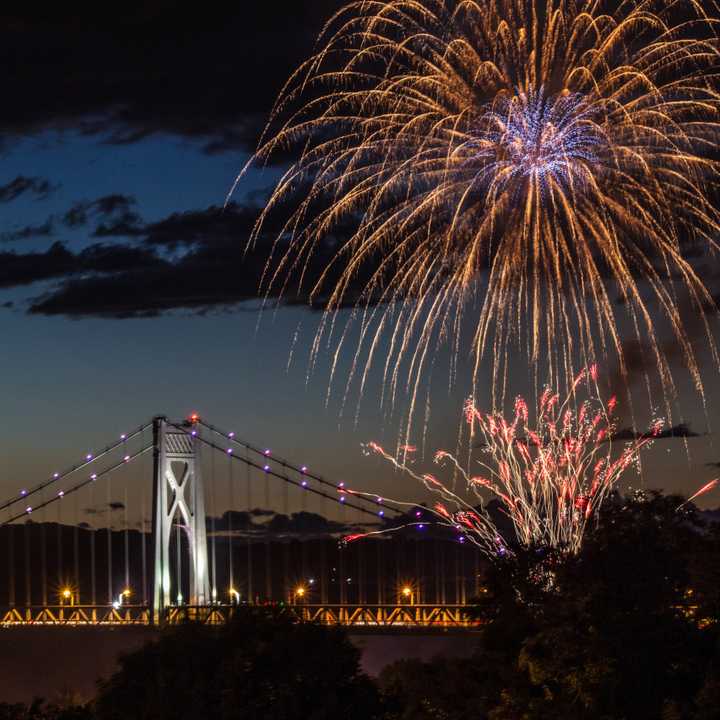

{"left": 0, "top": 421, "right": 153, "bottom": 514}
{"left": 0, "top": 445, "right": 153, "bottom": 526}
{"left": 193, "top": 420, "right": 405, "bottom": 520}
{"left": 167, "top": 421, "right": 402, "bottom": 521}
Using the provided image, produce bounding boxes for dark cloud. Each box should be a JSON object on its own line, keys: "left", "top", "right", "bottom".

{"left": 83, "top": 500, "right": 127, "bottom": 515}
{"left": 63, "top": 194, "right": 141, "bottom": 234}
{"left": 0, "top": 241, "right": 163, "bottom": 289}
{"left": 265, "top": 511, "right": 347, "bottom": 535}
{"left": 611, "top": 423, "right": 703, "bottom": 441}
{"left": 250, "top": 508, "right": 275, "bottom": 517}
{"left": 1, "top": 218, "right": 54, "bottom": 243}
{"left": 21, "top": 199, "right": 372, "bottom": 318}
{"left": 209, "top": 509, "right": 365, "bottom": 538}
{"left": 0, "top": 4, "right": 343, "bottom": 155}
{"left": 0, "top": 175, "right": 57, "bottom": 202}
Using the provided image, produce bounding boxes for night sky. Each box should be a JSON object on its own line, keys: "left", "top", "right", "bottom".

{"left": 0, "top": 1, "right": 718, "bottom": 513}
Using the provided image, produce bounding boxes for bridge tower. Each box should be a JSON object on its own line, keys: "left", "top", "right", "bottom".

{"left": 151, "top": 417, "right": 210, "bottom": 622}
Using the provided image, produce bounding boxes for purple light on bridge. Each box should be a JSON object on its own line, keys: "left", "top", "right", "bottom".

{"left": 378, "top": 510, "right": 385, "bottom": 517}
{"left": 301, "top": 466, "right": 307, "bottom": 473}
{"left": 228, "top": 432, "right": 235, "bottom": 439}
{"left": 20, "top": 489, "right": 27, "bottom": 496}
{"left": 124, "top": 455, "right": 130, "bottom": 462}
{"left": 90, "top": 473, "right": 97, "bottom": 480}
{"left": 226, "top": 448, "right": 233, "bottom": 455}
{"left": 301, "top": 480, "right": 308, "bottom": 487}
{"left": 418, "top": 524, "right": 425, "bottom": 530}
{"left": 53, "top": 473, "right": 59, "bottom": 479}
{"left": 57, "top": 490, "right": 64, "bottom": 498}
{"left": 25, "top": 506, "right": 32, "bottom": 514}
{"left": 263, "top": 464, "right": 270, "bottom": 472}
{"left": 120, "top": 434, "right": 127, "bottom": 441}
{"left": 264, "top": 449, "right": 271, "bottom": 457}
{"left": 340, "top": 496, "right": 346, "bottom": 503}
{"left": 86, "top": 454, "right": 93, "bottom": 461}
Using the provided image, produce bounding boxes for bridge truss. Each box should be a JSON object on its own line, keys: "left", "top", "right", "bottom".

{"left": 0, "top": 603, "right": 481, "bottom": 631}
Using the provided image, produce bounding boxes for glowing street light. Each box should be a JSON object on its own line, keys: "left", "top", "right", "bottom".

{"left": 229, "top": 587, "right": 240, "bottom": 605}
{"left": 114, "top": 588, "right": 132, "bottom": 609}
{"left": 292, "top": 586, "right": 306, "bottom": 604}
{"left": 401, "top": 586, "right": 415, "bottom": 605}
{"left": 60, "top": 588, "right": 75, "bottom": 606}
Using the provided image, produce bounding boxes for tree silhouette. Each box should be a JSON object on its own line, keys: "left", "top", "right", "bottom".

{"left": 94, "top": 607, "right": 381, "bottom": 720}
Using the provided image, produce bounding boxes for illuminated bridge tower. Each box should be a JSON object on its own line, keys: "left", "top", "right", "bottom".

{"left": 152, "top": 416, "right": 210, "bottom": 622}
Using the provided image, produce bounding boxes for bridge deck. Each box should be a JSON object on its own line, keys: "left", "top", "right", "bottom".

{"left": 0, "top": 604, "right": 482, "bottom": 630}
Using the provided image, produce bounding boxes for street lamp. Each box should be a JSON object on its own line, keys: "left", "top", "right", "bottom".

{"left": 292, "top": 586, "right": 306, "bottom": 604}
{"left": 229, "top": 587, "right": 240, "bottom": 605}
{"left": 60, "top": 588, "right": 74, "bottom": 606}
{"left": 401, "top": 586, "right": 414, "bottom": 605}
{"left": 113, "top": 588, "right": 132, "bottom": 610}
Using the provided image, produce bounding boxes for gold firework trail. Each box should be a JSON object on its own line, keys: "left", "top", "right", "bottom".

{"left": 238, "top": 0, "right": 720, "bottom": 423}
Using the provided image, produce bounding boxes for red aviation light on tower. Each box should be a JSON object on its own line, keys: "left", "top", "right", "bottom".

{"left": 189, "top": 413, "right": 200, "bottom": 424}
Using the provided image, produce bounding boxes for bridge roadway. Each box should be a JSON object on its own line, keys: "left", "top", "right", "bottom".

{"left": 0, "top": 603, "right": 482, "bottom": 633}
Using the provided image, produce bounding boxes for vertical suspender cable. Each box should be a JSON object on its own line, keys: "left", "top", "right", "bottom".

{"left": 440, "top": 540, "right": 446, "bottom": 604}
{"left": 107, "top": 476, "right": 113, "bottom": 604}
{"left": 263, "top": 460, "right": 271, "bottom": 600}
{"left": 24, "top": 521, "right": 31, "bottom": 607}
{"left": 358, "top": 541, "right": 365, "bottom": 604}
{"left": 455, "top": 543, "right": 461, "bottom": 604}
{"left": 57, "top": 500, "right": 62, "bottom": 592}
{"left": 283, "top": 540, "right": 290, "bottom": 603}
{"left": 377, "top": 540, "right": 383, "bottom": 605}
{"left": 265, "top": 536, "right": 272, "bottom": 601}
{"left": 8, "top": 523, "right": 15, "bottom": 607}
{"left": 210, "top": 436, "right": 217, "bottom": 601}
{"left": 301, "top": 534, "right": 308, "bottom": 591}
{"left": 474, "top": 547, "right": 480, "bottom": 597}
{"left": 141, "top": 424, "right": 148, "bottom": 607}
{"left": 73, "top": 489, "right": 80, "bottom": 602}
{"left": 140, "top": 493, "right": 147, "bottom": 606}
{"left": 415, "top": 539, "right": 422, "bottom": 605}
{"left": 244, "top": 449, "right": 253, "bottom": 602}
{"left": 124, "top": 485, "right": 130, "bottom": 594}
{"left": 320, "top": 537, "right": 327, "bottom": 604}
{"left": 41, "top": 490, "right": 47, "bottom": 606}
{"left": 282, "top": 462, "right": 289, "bottom": 517}
{"left": 227, "top": 454, "right": 234, "bottom": 602}
{"left": 90, "top": 477, "right": 97, "bottom": 606}
{"left": 339, "top": 542, "right": 346, "bottom": 605}
{"left": 396, "top": 537, "right": 402, "bottom": 604}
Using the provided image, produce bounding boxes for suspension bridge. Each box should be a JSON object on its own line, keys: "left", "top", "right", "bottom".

{"left": 0, "top": 416, "right": 484, "bottom": 631}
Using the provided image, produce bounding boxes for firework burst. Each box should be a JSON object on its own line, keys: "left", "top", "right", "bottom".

{"left": 350, "top": 366, "right": 664, "bottom": 555}
{"left": 239, "top": 0, "right": 720, "bottom": 418}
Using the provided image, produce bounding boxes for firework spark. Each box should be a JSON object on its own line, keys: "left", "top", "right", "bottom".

{"left": 677, "top": 478, "right": 719, "bottom": 510}
{"left": 350, "top": 367, "right": 664, "bottom": 555}
{"left": 239, "top": 0, "right": 720, "bottom": 418}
